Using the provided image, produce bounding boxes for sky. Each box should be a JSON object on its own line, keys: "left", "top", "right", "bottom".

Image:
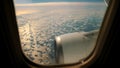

{"left": 14, "top": 0, "right": 103, "bottom": 4}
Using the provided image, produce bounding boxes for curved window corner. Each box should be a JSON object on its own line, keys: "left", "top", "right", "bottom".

{"left": 13, "top": 0, "right": 113, "bottom": 67}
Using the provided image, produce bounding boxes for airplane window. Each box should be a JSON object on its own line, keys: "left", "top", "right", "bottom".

{"left": 13, "top": 0, "right": 109, "bottom": 65}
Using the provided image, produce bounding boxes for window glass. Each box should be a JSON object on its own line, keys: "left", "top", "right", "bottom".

{"left": 14, "top": 0, "right": 108, "bottom": 65}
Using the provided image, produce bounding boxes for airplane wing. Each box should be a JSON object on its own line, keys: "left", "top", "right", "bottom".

{"left": 55, "top": 30, "right": 99, "bottom": 64}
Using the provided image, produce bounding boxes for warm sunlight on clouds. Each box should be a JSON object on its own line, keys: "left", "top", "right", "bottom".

{"left": 16, "top": 10, "right": 39, "bottom": 15}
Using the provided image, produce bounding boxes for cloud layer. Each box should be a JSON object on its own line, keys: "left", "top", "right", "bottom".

{"left": 16, "top": 2, "right": 106, "bottom": 65}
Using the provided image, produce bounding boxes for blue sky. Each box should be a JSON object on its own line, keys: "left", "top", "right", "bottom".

{"left": 14, "top": 0, "right": 103, "bottom": 4}
{"left": 31, "top": 0, "right": 103, "bottom": 2}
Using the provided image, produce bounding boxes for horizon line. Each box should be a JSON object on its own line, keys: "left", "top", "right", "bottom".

{"left": 15, "top": 2, "right": 104, "bottom": 6}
